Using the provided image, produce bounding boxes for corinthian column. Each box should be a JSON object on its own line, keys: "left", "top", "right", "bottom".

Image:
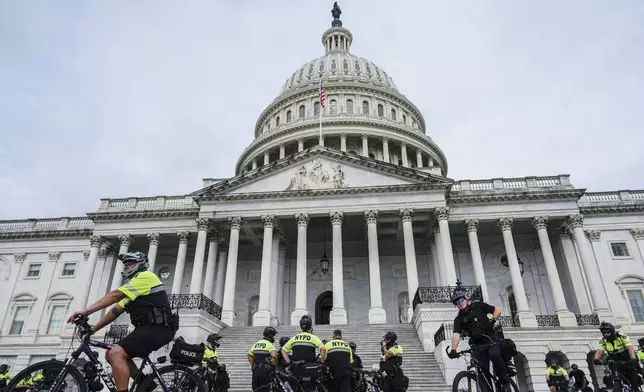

{"left": 203, "top": 232, "right": 219, "bottom": 299}
{"left": 365, "top": 210, "right": 386, "bottom": 323}
{"left": 254, "top": 215, "right": 275, "bottom": 326}
{"left": 171, "top": 232, "right": 190, "bottom": 294}
{"left": 189, "top": 218, "right": 211, "bottom": 294}
{"left": 291, "top": 213, "right": 310, "bottom": 325}
{"left": 80, "top": 235, "right": 102, "bottom": 308}
{"left": 221, "top": 217, "right": 243, "bottom": 326}
{"left": 435, "top": 208, "right": 457, "bottom": 285}
{"left": 214, "top": 240, "right": 228, "bottom": 306}
{"left": 464, "top": 219, "right": 488, "bottom": 302}
{"left": 329, "top": 211, "right": 347, "bottom": 324}
{"left": 399, "top": 208, "right": 420, "bottom": 307}
{"left": 632, "top": 228, "right": 644, "bottom": 264}
{"left": 498, "top": 218, "right": 537, "bottom": 327}
{"left": 269, "top": 233, "right": 280, "bottom": 325}
{"left": 110, "top": 234, "right": 133, "bottom": 290}
{"left": 147, "top": 233, "right": 160, "bottom": 273}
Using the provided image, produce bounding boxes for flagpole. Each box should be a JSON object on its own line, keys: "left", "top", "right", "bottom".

{"left": 319, "top": 79, "right": 323, "bottom": 146}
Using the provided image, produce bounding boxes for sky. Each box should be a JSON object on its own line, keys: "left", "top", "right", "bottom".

{"left": 1, "top": 1, "right": 643, "bottom": 220}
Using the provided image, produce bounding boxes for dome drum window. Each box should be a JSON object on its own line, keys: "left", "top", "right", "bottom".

{"left": 377, "top": 104, "right": 384, "bottom": 117}
{"left": 286, "top": 110, "right": 292, "bottom": 122}
{"left": 330, "top": 99, "right": 337, "bottom": 114}
{"left": 343, "top": 59, "right": 349, "bottom": 74}
{"left": 331, "top": 59, "right": 337, "bottom": 74}
{"left": 391, "top": 109, "right": 397, "bottom": 121}
{"left": 346, "top": 99, "right": 354, "bottom": 114}
{"left": 299, "top": 105, "right": 305, "bottom": 118}
{"left": 362, "top": 101, "right": 369, "bottom": 115}
{"left": 314, "top": 102, "right": 321, "bottom": 116}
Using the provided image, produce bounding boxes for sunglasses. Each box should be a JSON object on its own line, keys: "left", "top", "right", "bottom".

{"left": 453, "top": 298, "right": 467, "bottom": 306}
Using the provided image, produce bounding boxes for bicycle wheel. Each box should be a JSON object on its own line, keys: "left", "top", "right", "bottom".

{"left": 136, "top": 363, "right": 206, "bottom": 392}
{"left": 506, "top": 378, "right": 520, "bottom": 392}
{"left": 452, "top": 371, "right": 477, "bottom": 392}
{"left": 5, "top": 360, "right": 86, "bottom": 392}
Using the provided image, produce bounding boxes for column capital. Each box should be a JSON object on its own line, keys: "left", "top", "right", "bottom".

{"left": 532, "top": 216, "right": 549, "bottom": 231}
{"left": 117, "top": 234, "right": 134, "bottom": 247}
{"left": 435, "top": 207, "right": 449, "bottom": 221}
{"left": 631, "top": 228, "right": 644, "bottom": 240}
{"left": 147, "top": 232, "right": 160, "bottom": 245}
{"left": 399, "top": 208, "right": 413, "bottom": 223}
{"left": 497, "top": 217, "right": 514, "bottom": 231}
{"left": 365, "top": 209, "right": 379, "bottom": 224}
{"left": 228, "top": 216, "right": 243, "bottom": 230}
{"left": 83, "top": 250, "right": 91, "bottom": 261}
{"left": 48, "top": 251, "right": 61, "bottom": 262}
{"left": 177, "top": 231, "right": 190, "bottom": 244}
{"left": 559, "top": 225, "right": 572, "bottom": 239}
{"left": 340, "top": 133, "right": 347, "bottom": 138}
{"left": 98, "top": 242, "right": 111, "bottom": 258}
{"left": 89, "top": 235, "right": 102, "bottom": 248}
{"left": 585, "top": 229, "right": 601, "bottom": 242}
{"left": 13, "top": 252, "right": 26, "bottom": 263}
{"left": 196, "top": 217, "right": 211, "bottom": 231}
{"left": 464, "top": 219, "right": 479, "bottom": 233}
{"left": 261, "top": 214, "right": 277, "bottom": 228}
{"left": 295, "top": 213, "right": 310, "bottom": 227}
{"left": 382, "top": 136, "right": 389, "bottom": 142}
{"left": 567, "top": 214, "right": 584, "bottom": 229}
{"left": 330, "top": 211, "right": 344, "bottom": 226}
{"left": 361, "top": 133, "right": 368, "bottom": 140}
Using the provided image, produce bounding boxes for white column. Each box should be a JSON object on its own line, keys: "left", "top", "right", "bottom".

{"left": 279, "top": 145, "right": 285, "bottom": 159}
{"left": 147, "top": 233, "right": 160, "bottom": 273}
{"left": 189, "top": 218, "right": 210, "bottom": 294}
{"left": 203, "top": 234, "right": 219, "bottom": 299}
{"left": 365, "top": 210, "right": 386, "bottom": 323}
{"left": 416, "top": 150, "right": 423, "bottom": 168}
{"left": 559, "top": 228, "right": 593, "bottom": 313}
{"left": 329, "top": 211, "right": 347, "bottom": 324}
{"left": 498, "top": 217, "right": 537, "bottom": 327}
{"left": 632, "top": 228, "right": 644, "bottom": 264}
{"left": 277, "top": 242, "right": 287, "bottom": 323}
{"left": 401, "top": 143, "right": 408, "bottom": 167}
{"left": 171, "top": 232, "right": 190, "bottom": 294}
{"left": 298, "top": 139, "right": 304, "bottom": 152}
{"left": 432, "top": 224, "right": 445, "bottom": 285}
{"left": 263, "top": 151, "right": 270, "bottom": 165}
{"left": 382, "top": 138, "right": 390, "bottom": 163}
{"left": 80, "top": 236, "right": 102, "bottom": 308}
{"left": 221, "top": 217, "right": 243, "bottom": 326}
{"left": 291, "top": 213, "right": 310, "bottom": 324}
{"left": 435, "top": 208, "right": 457, "bottom": 285}
{"left": 399, "top": 209, "right": 420, "bottom": 308}
{"left": 464, "top": 219, "right": 488, "bottom": 302}
{"left": 254, "top": 215, "right": 275, "bottom": 326}
{"left": 214, "top": 244, "right": 228, "bottom": 306}
{"left": 269, "top": 234, "right": 280, "bottom": 325}
{"left": 340, "top": 133, "right": 347, "bottom": 152}
{"left": 361, "top": 134, "right": 369, "bottom": 157}
{"left": 532, "top": 217, "right": 576, "bottom": 326}
{"left": 110, "top": 234, "right": 133, "bottom": 291}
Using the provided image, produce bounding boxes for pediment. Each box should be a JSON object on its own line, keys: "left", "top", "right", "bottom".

{"left": 196, "top": 147, "right": 451, "bottom": 198}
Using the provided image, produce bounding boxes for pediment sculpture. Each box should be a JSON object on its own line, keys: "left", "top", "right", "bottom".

{"left": 285, "top": 158, "right": 347, "bottom": 191}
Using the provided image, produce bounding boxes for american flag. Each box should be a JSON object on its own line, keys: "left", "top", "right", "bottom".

{"left": 319, "top": 79, "right": 326, "bottom": 108}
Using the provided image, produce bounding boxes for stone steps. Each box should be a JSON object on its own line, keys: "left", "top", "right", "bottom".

{"left": 214, "top": 323, "right": 451, "bottom": 392}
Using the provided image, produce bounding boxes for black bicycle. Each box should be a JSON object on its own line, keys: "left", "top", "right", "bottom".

{"left": 603, "top": 359, "right": 643, "bottom": 392}
{"left": 193, "top": 358, "right": 229, "bottom": 392}
{"left": 548, "top": 377, "right": 569, "bottom": 392}
{"left": 252, "top": 360, "right": 328, "bottom": 392}
{"left": 353, "top": 368, "right": 383, "bottom": 392}
{"left": 5, "top": 315, "right": 205, "bottom": 392}
{"left": 449, "top": 345, "right": 519, "bottom": 392}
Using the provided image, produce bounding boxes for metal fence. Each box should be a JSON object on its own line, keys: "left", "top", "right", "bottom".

{"left": 168, "top": 294, "right": 222, "bottom": 319}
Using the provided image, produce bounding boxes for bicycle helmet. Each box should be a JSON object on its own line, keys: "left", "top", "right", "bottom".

{"left": 571, "top": 364, "right": 578, "bottom": 371}
{"left": 279, "top": 336, "right": 290, "bottom": 348}
{"left": 383, "top": 331, "right": 398, "bottom": 343}
{"left": 348, "top": 342, "right": 357, "bottom": 351}
{"left": 600, "top": 321, "right": 616, "bottom": 338}
{"left": 118, "top": 251, "right": 149, "bottom": 280}
{"left": 207, "top": 333, "right": 222, "bottom": 346}
{"left": 264, "top": 326, "right": 277, "bottom": 342}
{"left": 639, "top": 337, "right": 644, "bottom": 348}
{"left": 451, "top": 290, "right": 467, "bottom": 305}
{"left": 550, "top": 358, "right": 559, "bottom": 368}
{"left": 300, "top": 314, "right": 313, "bottom": 331}
{"left": 0, "top": 364, "right": 7, "bottom": 373}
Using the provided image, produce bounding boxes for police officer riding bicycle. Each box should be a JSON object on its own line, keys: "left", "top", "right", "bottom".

{"left": 593, "top": 321, "right": 640, "bottom": 390}
{"left": 545, "top": 358, "right": 569, "bottom": 392}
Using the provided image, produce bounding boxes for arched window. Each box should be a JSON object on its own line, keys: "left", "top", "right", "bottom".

{"left": 346, "top": 99, "right": 354, "bottom": 114}
{"left": 330, "top": 99, "right": 337, "bottom": 114}
{"left": 299, "top": 105, "right": 305, "bottom": 118}
{"left": 275, "top": 116, "right": 280, "bottom": 127}
{"left": 267, "top": 123, "right": 271, "bottom": 131}
{"left": 506, "top": 286, "right": 518, "bottom": 317}
{"left": 391, "top": 109, "right": 397, "bottom": 121}
{"left": 314, "top": 102, "right": 320, "bottom": 116}
{"left": 616, "top": 275, "right": 644, "bottom": 322}
{"left": 286, "top": 110, "right": 292, "bottom": 122}
{"left": 362, "top": 101, "right": 369, "bottom": 115}
{"left": 377, "top": 104, "right": 384, "bottom": 117}
{"left": 403, "top": 114, "right": 407, "bottom": 124}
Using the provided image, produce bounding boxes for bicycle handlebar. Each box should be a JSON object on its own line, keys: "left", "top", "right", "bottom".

{"left": 445, "top": 343, "right": 494, "bottom": 358}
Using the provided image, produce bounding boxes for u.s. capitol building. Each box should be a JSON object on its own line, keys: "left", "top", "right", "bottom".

{"left": 1, "top": 6, "right": 643, "bottom": 392}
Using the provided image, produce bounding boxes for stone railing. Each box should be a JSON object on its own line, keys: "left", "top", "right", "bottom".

{"left": 97, "top": 196, "right": 199, "bottom": 212}
{"left": 433, "top": 323, "right": 452, "bottom": 347}
{"left": 413, "top": 282, "right": 483, "bottom": 310}
{"left": 579, "top": 190, "right": 644, "bottom": 204}
{"left": 499, "top": 315, "right": 520, "bottom": 328}
{"left": 536, "top": 315, "right": 560, "bottom": 327}
{"left": 0, "top": 217, "right": 95, "bottom": 232}
{"left": 451, "top": 175, "right": 572, "bottom": 192}
{"left": 169, "top": 294, "right": 222, "bottom": 320}
{"left": 575, "top": 314, "right": 600, "bottom": 326}
{"left": 103, "top": 324, "right": 130, "bottom": 345}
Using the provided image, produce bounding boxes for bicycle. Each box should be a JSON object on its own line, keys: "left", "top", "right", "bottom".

{"left": 193, "top": 358, "right": 229, "bottom": 392}
{"left": 602, "top": 359, "right": 643, "bottom": 392}
{"left": 252, "top": 360, "right": 329, "bottom": 392}
{"left": 548, "top": 377, "right": 569, "bottom": 392}
{"left": 449, "top": 345, "right": 519, "bottom": 392}
{"left": 4, "top": 315, "right": 206, "bottom": 392}
{"left": 352, "top": 368, "right": 383, "bottom": 392}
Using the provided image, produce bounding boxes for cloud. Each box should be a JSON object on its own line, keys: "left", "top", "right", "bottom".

{"left": 0, "top": 0, "right": 643, "bottom": 219}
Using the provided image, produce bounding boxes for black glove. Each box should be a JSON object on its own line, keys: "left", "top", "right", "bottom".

{"left": 448, "top": 349, "right": 458, "bottom": 359}
{"left": 593, "top": 359, "right": 602, "bottom": 365}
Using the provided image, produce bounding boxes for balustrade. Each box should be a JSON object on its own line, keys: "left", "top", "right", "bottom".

{"left": 169, "top": 294, "right": 222, "bottom": 320}
{"left": 412, "top": 282, "right": 482, "bottom": 310}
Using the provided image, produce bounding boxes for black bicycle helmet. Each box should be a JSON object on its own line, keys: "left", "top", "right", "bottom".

{"left": 264, "top": 326, "right": 277, "bottom": 339}
{"left": 279, "top": 336, "right": 290, "bottom": 348}
{"left": 207, "top": 333, "right": 222, "bottom": 345}
{"left": 383, "top": 331, "right": 398, "bottom": 343}
{"left": 0, "top": 364, "right": 7, "bottom": 372}
{"left": 348, "top": 342, "right": 357, "bottom": 351}
{"left": 571, "top": 364, "right": 578, "bottom": 371}
{"left": 300, "top": 314, "right": 313, "bottom": 331}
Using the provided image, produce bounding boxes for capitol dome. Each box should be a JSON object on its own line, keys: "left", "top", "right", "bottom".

{"left": 235, "top": 10, "right": 448, "bottom": 177}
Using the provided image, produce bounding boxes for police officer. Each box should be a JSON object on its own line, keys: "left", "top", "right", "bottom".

{"left": 248, "top": 327, "right": 279, "bottom": 391}
{"left": 282, "top": 315, "right": 327, "bottom": 364}
{"left": 323, "top": 330, "right": 353, "bottom": 392}
{"left": 0, "top": 364, "right": 11, "bottom": 391}
{"left": 638, "top": 338, "right": 644, "bottom": 362}
{"left": 67, "top": 251, "right": 176, "bottom": 392}
{"left": 545, "top": 358, "right": 568, "bottom": 392}
{"left": 278, "top": 336, "right": 290, "bottom": 369}
{"left": 593, "top": 321, "right": 639, "bottom": 389}
{"left": 447, "top": 290, "right": 506, "bottom": 391}
{"left": 203, "top": 333, "right": 222, "bottom": 366}
{"left": 349, "top": 342, "right": 362, "bottom": 369}
{"left": 380, "top": 331, "right": 405, "bottom": 392}
{"left": 568, "top": 364, "right": 589, "bottom": 391}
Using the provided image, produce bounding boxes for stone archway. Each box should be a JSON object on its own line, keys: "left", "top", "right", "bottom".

{"left": 315, "top": 291, "right": 333, "bottom": 325}
{"left": 247, "top": 295, "right": 259, "bottom": 326}
{"left": 545, "top": 350, "right": 570, "bottom": 369}
{"left": 512, "top": 352, "right": 532, "bottom": 392}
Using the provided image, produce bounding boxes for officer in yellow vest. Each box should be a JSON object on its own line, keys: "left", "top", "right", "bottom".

{"left": 637, "top": 338, "right": 644, "bottom": 362}
{"left": 545, "top": 358, "right": 568, "bottom": 392}
{"left": 323, "top": 329, "right": 353, "bottom": 392}
{"left": 248, "top": 327, "right": 278, "bottom": 391}
{"left": 593, "top": 322, "right": 639, "bottom": 389}
{"left": 203, "top": 333, "right": 221, "bottom": 366}
{"left": 380, "top": 331, "right": 406, "bottom": 392}
{"left": 0, "top": 364, "right": 11, "bottom": 390}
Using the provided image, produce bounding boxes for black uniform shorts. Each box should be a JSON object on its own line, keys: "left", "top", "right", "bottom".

{"left": 117, "top": 325, "right": 175, "bottom": 359}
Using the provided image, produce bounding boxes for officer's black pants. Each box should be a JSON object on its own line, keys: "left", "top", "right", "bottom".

{"left": 383, "top": 373, "right": 405, "bottom": 392}
{"left": 473, "top": 342, "right": 507, "bottom": 392}
{"left": 251, "top": 367, "right": 271, "bottom": 391}
{"left": 330, "top": 369, "right": 352, "bottom": 392}
{"left": 611, "top": 362, "right": 640, "bottom": 390}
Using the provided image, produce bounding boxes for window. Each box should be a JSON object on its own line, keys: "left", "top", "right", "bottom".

{"left": 506, "top": 287, "right": 518, "bottom": 317}
{"left": 377, "top": 104, "right": 384, "bottom": 117}
{"left": 314, "top": 102, "right": 320, "bottom": 116}
{"left": 627, "top": 290, "right": 644, "bottom": 322}
{"left": 391, "top": 109, "right": 397, "bottom": 121}
{"left": 61, "top": 262, "right": 76, "bottom": 277}
{"left": 286, "top": 110, "right": 292, "bottom": 122}
{"left": 158, "top": 266, "right": 171, "bottom": 280}
{"left": 10, "top": 306, "right": 28, "bottom": 335}
{"left": 299, "top": 105, "right": 305, "bottom": 118}
{"left": 611, "top": 242, "right": 631, "bottom": 258}
{"left": 275, "top": 116, "right": 280, "bottom": 127}
{"left": 267, "top": 123, "right": 270, "bottom": 131}
{"left": 403, "top": 114, "right": 407, "bottom": 124}
{"left": 26, "top": 263, "right": 41, "bottom": 278}
{"left": 46, "top": 305, "right": 65, "bottom": 334}
{"left": 362, "top": 101, "right": 369, "bottom": 115}
{"left": 346, "top": 99, "right": 354, "bottom": 114}
{"left": 329, "top": 100, "right": 337, "bottom": 114}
